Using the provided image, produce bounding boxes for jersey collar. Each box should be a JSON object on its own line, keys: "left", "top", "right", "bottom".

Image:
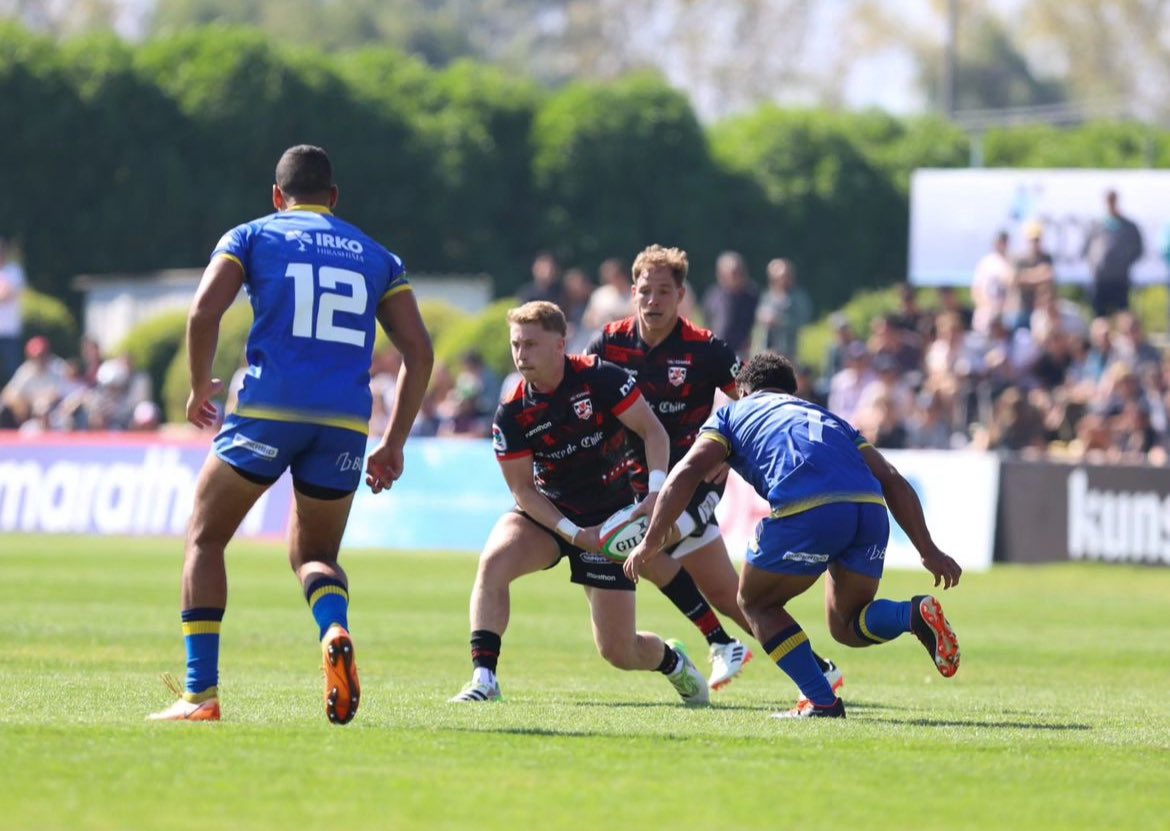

{"left": 284, "top": 204, "right": 333, "bottom": 215}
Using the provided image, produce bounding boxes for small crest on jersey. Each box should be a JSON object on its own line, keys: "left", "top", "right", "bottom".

{"left": 668, "top": 366, "right": 687, "bottom": 386}
{"left": 285, "top": 229, "right": 312, "bottom": 252}
{"left": 573, "top": 398, "right": 594, "bottom": 420}
{"left": 491, "top": 424, "right": 507, "bottom": 453}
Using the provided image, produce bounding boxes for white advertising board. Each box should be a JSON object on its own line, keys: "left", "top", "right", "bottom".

{"left": 909, "top": 168, "right": 1170, "bottom": 286}
{"left": 715, "top": 450, "right": 999, "bottom": 573}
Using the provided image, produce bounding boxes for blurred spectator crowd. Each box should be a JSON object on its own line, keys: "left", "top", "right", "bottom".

{"left": 412, "top": 221, "right": 1170, "bottom": 468}
{"left": 4, "top": 192, "right": 1169, "bottom": 466}
{"left": 0, "top": 335, "right": 160, "bottom": 433}
{"left": 815, "top": 282, "right": 1169, "bottom": 466}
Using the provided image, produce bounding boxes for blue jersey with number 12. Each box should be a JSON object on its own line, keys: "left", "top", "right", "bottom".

{"left": 212, "top": 205, "right": 409, "bottom": 435}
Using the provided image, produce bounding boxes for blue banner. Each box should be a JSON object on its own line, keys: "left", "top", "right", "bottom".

{"left": 0, "top": 434, "right": 292, "bottom": 538}
{"left": 342, "top": 438, "right": 512, "bottom": 552}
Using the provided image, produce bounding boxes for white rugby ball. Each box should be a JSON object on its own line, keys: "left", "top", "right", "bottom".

{"left": 598, "top": 503, "right": 648, "bottom": 563}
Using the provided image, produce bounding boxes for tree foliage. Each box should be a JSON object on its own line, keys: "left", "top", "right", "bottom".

{"left": 710, "top": 108, "right": 908, "bottom": 311}
{"left": 531, "top": 74, "right": 724, "bottom": 278}
{"left": 3, "top": 20, "right": 1169, "bottom": 328}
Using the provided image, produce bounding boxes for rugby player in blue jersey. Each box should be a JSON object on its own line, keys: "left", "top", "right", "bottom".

{"left": 624, "top": 352, "right": 962, "bottom": 718}
{"left": 588, "top": 244, "right": 845, "bottom": 697}
{"left": 148, "top": 145, "right": 434, "bottom": 724}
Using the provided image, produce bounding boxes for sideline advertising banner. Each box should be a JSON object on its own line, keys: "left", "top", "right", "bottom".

{"left": 997, "top": 461, "right": 1170, "bottom": 566}
{"left": 342, "top": 438, "right": 513, "bottom": 551}
{"left": 717, "top": 450, "right": 999, "bottom": 573}
{"left": 0, "top": 434, "right": 291, "bottom": 538}
{"left": 909, "top": 168, "right": 1170, "bottom": 286}
{"left": 2, "top": 435, "right": 1001, "bottom": 573}
{"left": 343, "top": 442, "right": 1001, "bottom": 568}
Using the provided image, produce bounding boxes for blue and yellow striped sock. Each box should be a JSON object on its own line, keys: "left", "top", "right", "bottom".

{"left": 305, "top": 576, "right": 349, "bottom": 639}
{"left": 853, "top": 599, "right": 912, "bottom": 645}
{"left": 181, "top": 607, "right": 223, "bottom": 701}
{"left": 763, "top": 624, "right": 835, "bottom": 706}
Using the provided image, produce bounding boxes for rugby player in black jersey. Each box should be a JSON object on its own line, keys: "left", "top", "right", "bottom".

{"left": 588, "top": 244, "right": 844, "bottom": 697}
{"left": 449, "top": 301, "right": 708, "bottom": 704}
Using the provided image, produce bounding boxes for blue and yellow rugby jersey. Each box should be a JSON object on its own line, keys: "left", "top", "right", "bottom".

{"left": 213, "top": 205, "right": 409, "bottom": 435}
{"left": 698, "top": 391, "right": 885, "bottom": 518}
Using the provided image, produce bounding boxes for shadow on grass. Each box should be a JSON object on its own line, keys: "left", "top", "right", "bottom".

{"left": 569, "top": 700, "right": 904, "bottom": 713}
{"left": 448, "top": 725, "right": 697, "bottom": 741}
{"left": 868, "top": 717, "right": 1092, "bottom": 731}
{"left": 569, "top": 701, "right": 771, "bottom": 712}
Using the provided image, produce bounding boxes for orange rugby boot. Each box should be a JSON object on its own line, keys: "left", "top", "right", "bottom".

{"left": 322, "top": 624, "right": 361, "bottom": 725}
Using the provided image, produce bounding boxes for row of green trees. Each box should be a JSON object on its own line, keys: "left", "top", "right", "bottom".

{"left": 4, "top": 22, "right": 1170, "bottom": 318}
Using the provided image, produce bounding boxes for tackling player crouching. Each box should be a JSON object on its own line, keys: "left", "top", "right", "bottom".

{"left": 450, "top": 301, "right": 708, "bottom": 705}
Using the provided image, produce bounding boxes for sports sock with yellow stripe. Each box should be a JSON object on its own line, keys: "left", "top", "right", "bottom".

{"left": 763, "top": 623, "right": 835, "bottom": 706}
{"left": 853, "top": 599, "right": 911, "bottom": 645}
{"left": 305, "top": 576, "right": 349, "bottom": 639}
{"left": 181, "top": 607, "right": 223, "bottom": 699}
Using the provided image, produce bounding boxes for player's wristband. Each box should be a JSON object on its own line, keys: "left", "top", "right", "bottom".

{"left": 555, "top": 517, "right": 581, "bottom": 542}
{"left": 648, "top": 470, "right": 668, "bottom": 493}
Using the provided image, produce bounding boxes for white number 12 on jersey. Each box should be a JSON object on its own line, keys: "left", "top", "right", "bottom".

{"left": 285, "top": 263, "right": 368, "bottom": 347}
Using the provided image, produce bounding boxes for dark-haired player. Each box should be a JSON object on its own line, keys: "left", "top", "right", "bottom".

{"left": 148, "top": 144, "right": 434, "bottom": 723}
{"left": 449, "top": 301, "right": 708, "bottom": 705}
{"left": 624, "top": 352, "right": 962, "bottom": 718}
{"left": 588, "top": 244, "right": 844, "bottom": 695}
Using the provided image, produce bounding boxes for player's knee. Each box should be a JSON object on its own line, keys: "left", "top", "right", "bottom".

{"left": 476, "top": 548, "right": 520, "bottom": 589}
{"left": 186, "top": 514, "right": 228, "bottom": 557}
{"left": 638, "top": 555, "right": 675, "bottom": 588}
{"left": 736, "top": 588, "right": 761, "bottom": 619}
{"left": 827, "top": 616, "right": 856, "bottom": 645}
{"left": 595, "top": 635, "right": 639, "bottom": 670}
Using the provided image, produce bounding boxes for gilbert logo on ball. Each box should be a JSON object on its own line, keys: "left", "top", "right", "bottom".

{"left": 598, "top": 503, "right": 649, "bottom": 563}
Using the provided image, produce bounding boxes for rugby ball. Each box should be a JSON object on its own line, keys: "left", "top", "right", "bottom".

{"left": 598, "top": 503, "right": 649, "bottom": 563}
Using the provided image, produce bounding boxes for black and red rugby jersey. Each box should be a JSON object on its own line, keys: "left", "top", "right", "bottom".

{"left": 493, "top": 355, "right": 641, "bottom": 520}
{"left": 586, "top": 316, "right": 739, "bottom": 479}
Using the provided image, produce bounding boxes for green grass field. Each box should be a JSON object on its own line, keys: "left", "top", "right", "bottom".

{"left": 2, "top": 534, "right": 1168, "bottom": 831}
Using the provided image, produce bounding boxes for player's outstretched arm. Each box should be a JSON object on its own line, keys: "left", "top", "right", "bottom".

{"left": 186, "top": 256, "right": 244, "bottom": 429}
{"left": 623, "top": 437, "right": 725, "bottom": 582}
{"left": 859, "top": 444, "right": 962, "bottom": 589}
{"left": 367, "top": 291, "right": 434, "bottom": 493}
{"left": 498, "top": 455, "right": 601, "bottom": 553}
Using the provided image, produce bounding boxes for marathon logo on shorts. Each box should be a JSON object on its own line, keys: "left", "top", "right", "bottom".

{"left": 585, "top": 571, "right": 617, "bottom": 582}
{"left": 781, "top": 550, "right": 830, "bottom": 564}
{"left": 231, "top": 433, "right": 278, "bottom": 460}
{"left": 573, "top": 398, "right": 593, "bottom": 420}
{"left": 668, "top": 366, "right": 687, "bottom": 386}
